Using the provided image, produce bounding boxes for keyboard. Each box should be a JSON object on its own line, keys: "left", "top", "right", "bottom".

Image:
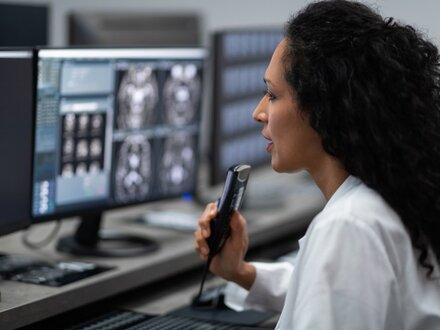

{"left": 66, "top": 309, "right": 242, "bottom": 330}
{"left": 139, "top": 210, "right": 199, "bottom": 232}
{"left": 0, "top": 255, "right": 113, "bottom": 286}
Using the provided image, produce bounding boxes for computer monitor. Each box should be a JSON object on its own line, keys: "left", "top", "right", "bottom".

{"left": 32, "top": 47, "right": 205, "bottom": 256}
{"left": 69, "top": 12, "right": 200, "bottom": 47}
{"left": 209, "top": 29, "right": 283, "bottom": 185}
{"left": 0, "top": 4, "right": 48, "bottom": 47}
{"left": 0, "top": 49, "right": 34, "bottom": 237}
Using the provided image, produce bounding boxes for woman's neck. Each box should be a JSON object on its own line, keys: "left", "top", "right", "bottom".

{"left": 307, "top": 155, "right": 349, "bottom": 200}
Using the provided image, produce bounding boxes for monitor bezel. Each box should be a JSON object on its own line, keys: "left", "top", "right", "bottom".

{"left": 31, "top": 46, "right": 206, "bottom": 223}
{"left": 0, "top": 48, "right": 35, "bottom": 236}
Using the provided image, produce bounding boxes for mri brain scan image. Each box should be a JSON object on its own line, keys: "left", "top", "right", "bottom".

{"left": 163, "top": 64, "right": 201, "bottom": 126}
{"left": 78, "top": 114, "right": 89, "bottom": 133}
{"left": 91, "top": 114, "right": 104, "bottom": 133}
{"left": 89, "top": 138, "right": 102, "bottom": 158}
{"left": 89, "top": 161, "right": 101, "bottom": 174}
{"left": 62, "top": 138, "right": 75, "bottom": 157}
{"left": 76, "top": 162, "right": 88, "bottom": 176}
{"left": 75, "top": 139, "right": 89, "bottom": 160}
{"left": 114, "top": 134, "right": 152, "bottom": 202}
{"left": 61, "top": 163, "right": 74, "bottom": 177}
{"left": 117, "top": 65, "right": 159, "bottom": 130}
{"left": 64, "top": 113, "right": 76, "bottom": 132}
{"left": 160, "top": 133, "right": 196, "bottom": 193}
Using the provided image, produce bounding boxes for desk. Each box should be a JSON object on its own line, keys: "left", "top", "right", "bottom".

{"left": 0, "top": 173, "right": 325, "bottom": 329}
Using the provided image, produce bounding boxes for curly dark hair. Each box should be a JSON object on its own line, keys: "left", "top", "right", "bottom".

{"left": 284, "top": 0, "right": 440, "bottom": 276}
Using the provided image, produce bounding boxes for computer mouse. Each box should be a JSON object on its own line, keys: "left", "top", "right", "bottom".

{"left": 191, "top": 284, "right": 228, "bottom": 310}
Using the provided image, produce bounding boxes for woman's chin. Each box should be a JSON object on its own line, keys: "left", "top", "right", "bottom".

{"left": 271, "top": 159, "right": 301, "bottom": 174}
{"left": 271, "top": 159, "right": 283, "bottom": 173}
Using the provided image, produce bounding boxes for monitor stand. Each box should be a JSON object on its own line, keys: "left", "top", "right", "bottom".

{"left": 56, "top": 212, "right": 159, "bottom": 257}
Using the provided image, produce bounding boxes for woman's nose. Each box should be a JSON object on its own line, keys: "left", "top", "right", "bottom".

{"left": 252, "top": 97, "right": 267, "bottom": 123}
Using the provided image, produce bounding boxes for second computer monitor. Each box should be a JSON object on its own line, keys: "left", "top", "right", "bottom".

{"left": 0, "top": 49, "right": 34, "bottom": 236}
{"left": 210, "top": 29, "right": 283, "bottom": 185}
{"left": 33, "top": 47, "right": 205, "bottom": 221}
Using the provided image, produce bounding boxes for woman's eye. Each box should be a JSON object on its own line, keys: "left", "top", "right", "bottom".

{"left": 264, "top": 89, "right": 276, "bottom": 101}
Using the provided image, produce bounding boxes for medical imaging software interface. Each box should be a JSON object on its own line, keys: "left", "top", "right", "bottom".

{"left": 32, "top": 48, "right": 204, "bottom": 218}
{"left": 211, "top": 30, "right": 283, "bottom": 184}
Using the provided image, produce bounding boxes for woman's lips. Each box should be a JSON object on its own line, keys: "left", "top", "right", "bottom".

{"left": 266, "top": 141, "right": 273, "bottom": 153}
{"left": 263, "top": 134, "right": 273, "bottom": 153}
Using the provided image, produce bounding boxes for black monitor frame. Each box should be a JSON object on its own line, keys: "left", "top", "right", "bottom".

{"left": 31, "top": 47, "right": 206, "bottom": 256}
{"left": 0, "top": 48, "right": 35, "bottom": 237}
{"left": 68, "top": 12, "right": 200, "bottom": 47}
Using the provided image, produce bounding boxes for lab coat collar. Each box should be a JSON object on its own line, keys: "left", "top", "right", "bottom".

{"left": 323, "top": 175, "right": 362, "bottom": 211}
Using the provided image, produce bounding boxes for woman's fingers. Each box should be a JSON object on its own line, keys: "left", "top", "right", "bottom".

{"left": 194, "top": 202, "right": 218, "bottom": 260}
{"left": 194, "top": 226, "right": 208, "bottom": 260}
{"left": 199, "top": 202, "right": 217, "bottom": 237}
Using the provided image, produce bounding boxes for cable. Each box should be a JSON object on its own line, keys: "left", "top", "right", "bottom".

{"left": 21, "top": 220, "right": 62, "bottom": 249}
{"left": 192, "top": 256, "right": 213, "bottom": 306}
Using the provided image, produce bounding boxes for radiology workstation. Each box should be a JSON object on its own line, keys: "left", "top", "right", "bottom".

{"left": 0, "top": 4, "right": 325, "bottom": 330}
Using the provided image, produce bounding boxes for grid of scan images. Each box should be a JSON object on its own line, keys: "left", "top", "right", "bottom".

{"left": 60, "top": 112, "right": 106, "bottom": 178}
{"left": 111, "top": 61, "right": 202, "bottom": 204}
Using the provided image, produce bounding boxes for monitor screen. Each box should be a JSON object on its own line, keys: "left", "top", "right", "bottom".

{"left": 32, "top": 48, "right": 205, "bottom": 221}
{"left": 210, "top": 29, "right": 283, "bottom": 185}
{"left": 0, "top": 50, "right": 34, "bottom": 236}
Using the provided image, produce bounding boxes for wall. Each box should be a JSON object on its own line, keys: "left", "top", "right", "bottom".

{"left": 2, "top": 0, "right": 440, "bottom": 161}
{"left": 3, "top": 0, "right": 440, "bottom": 47}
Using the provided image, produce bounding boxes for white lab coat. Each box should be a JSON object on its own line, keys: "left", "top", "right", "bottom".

{"left": 233, "top": 176, "right": 440, "bottom": 329}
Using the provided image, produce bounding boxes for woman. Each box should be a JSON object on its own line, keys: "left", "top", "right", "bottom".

{"left": 195, "top": 0, "right": 440, "bottom": 329}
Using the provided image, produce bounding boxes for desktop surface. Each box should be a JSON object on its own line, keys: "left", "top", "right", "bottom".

{"left": 0, "top": 171, "right": 325, "bottom": 329}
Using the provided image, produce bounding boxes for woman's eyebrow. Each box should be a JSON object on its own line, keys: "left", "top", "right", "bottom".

{"left": 263, "top": 77, "right": 275, "bottom": 88}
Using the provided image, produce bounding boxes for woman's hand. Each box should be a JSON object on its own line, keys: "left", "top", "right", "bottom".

{"left": 194, "top": 202, "right": 256, "bottom": 290}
